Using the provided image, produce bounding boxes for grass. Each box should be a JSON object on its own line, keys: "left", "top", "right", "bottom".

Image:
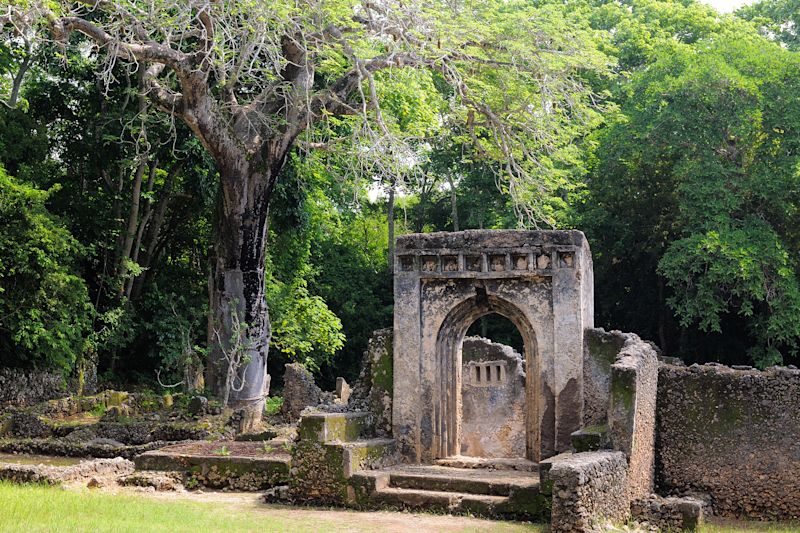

{"left": 0, "top": 482, "right": 537, "bottom": 533}
{"left": 701, "top": 520, "right": 800, "bottom": 532}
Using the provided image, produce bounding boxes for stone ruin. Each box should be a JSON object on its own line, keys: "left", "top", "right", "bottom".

{"left": 287, "top": 229, "right": 800, "bottom": 531}
{"left": 4, "top": 228, "right": 799, "bottom": 532}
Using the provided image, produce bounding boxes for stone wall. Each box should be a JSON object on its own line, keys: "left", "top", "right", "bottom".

{"left": 0, "top": 368, "right": 66, "bottom": 407}
{"left": 582, "top": 328, "right": 658, "bottom": 502}
{"left": 543, "top": 451, "right": 629, "bottom": 533}
{"left": 349, "top": 328, "right": 393, "bottom": 436}
{"left": 460, "top": 336, "right": 526, "bottom": 458}
{"left": 657, "top": 363, "right": 800, "bottom": 520}
{"left": 608, "top": 333, "right": 658, "bottom": 501}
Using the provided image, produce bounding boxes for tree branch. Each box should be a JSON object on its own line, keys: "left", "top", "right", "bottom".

{"left": 53, "top": 16, "right": 190, "bottom": 75}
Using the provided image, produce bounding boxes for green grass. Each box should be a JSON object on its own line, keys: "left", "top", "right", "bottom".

{"left": 700, "top": 520, "right": 800, "bottom": 532}
{"left": 0, "top": 482, "right": 538, "bottom": 533}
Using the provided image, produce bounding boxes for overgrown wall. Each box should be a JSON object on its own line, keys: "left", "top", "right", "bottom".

{"left": 608, "top": 334, "right": 658, "bottom": 501}
{"left": 583, "top": 328, "right": 658, "bottom": 501}
{"left": 657, "top": 364, "right": 800, "bottom": 520}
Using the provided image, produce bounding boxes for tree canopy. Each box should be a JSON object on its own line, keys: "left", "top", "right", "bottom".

{"left": 1, "top": 0, "right": 800, "bottom": 404}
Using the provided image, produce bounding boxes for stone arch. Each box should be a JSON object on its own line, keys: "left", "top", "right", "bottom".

{"left": 391, "top": 230, "right": 593, "bottom": 464}
{"left": 434, "top": 289, "right": 541, "bottom": 461}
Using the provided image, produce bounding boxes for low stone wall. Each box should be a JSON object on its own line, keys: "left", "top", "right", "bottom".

{"left": 657, "top": 363, "right": 800, "bottom": 520}
{"left": 0, "top": 368, "right": 66, "bottom": 407}
{"left": 0, "top": 457, "right": 134, "bottom": 485}
{"left": 631, "top": 494, "right": 707, "bottom": 531}
{"left": 543, "top": 451, "right": 629, "bottom": 533}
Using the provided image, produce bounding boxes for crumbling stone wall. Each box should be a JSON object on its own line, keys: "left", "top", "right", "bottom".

{"left": 583, "top": 329, "right": 626, "bottom": 427}
{"left": 543, "top": 451, "right": 629, "bottom": 533}
{"left": 657, "top": 364, "right": 800, "bottom": 520}
{"left": 460, "top": 336, "right": 526, "bottom": 458}
{"left": 349, "top": 328, "right": 393, "bottom": 436}
{"left": 608, "top": 333, "right": 658, "bottom": 501}
{"left": 0, "top": 368, "right": 66, "bottom": 407}
{"left": 582, "top": 328, "right": 658, "bottom": 502}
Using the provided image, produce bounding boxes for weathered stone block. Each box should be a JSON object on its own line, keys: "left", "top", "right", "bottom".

{"left": 281, "top": 363, "right": 322, "bottom": 422}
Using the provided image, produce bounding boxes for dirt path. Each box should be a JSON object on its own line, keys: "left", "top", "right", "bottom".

{"left": 108, "top": 486, "right": 542, "bottom": 533}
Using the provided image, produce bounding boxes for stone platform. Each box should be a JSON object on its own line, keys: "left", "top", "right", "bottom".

{"left": 134, "top": 440, "right": 291, "bottom": 491}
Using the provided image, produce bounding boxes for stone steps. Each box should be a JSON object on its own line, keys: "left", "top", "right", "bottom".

{"left": 434, "top": 455, "right": 538, "bottom": 472}
{"left": 350, "top": 463, "right": 544, "bottom": 519}
{"left": 385, "top": 465, "right": 538, "bottom": 496}
{"left": 371, "top": 486, "right": 509, "bottom": 514}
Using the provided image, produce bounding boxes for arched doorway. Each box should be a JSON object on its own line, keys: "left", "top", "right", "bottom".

{"left": 461, "top": 313, "right": 526, "bottom": 459}
{"left": 434, "top": 290, "right": 540, "bottom": 461}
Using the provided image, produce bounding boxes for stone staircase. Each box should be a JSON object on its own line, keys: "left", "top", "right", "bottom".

{"left": 350, "top": 462, "right": 546, "bottom": 519}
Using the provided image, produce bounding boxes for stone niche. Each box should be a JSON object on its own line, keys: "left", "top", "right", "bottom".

{"left": 392, "top": 230, "right": 594, "bottom": 463}
{"left": 460, "top": 337, "right": 526, "bottom": 459}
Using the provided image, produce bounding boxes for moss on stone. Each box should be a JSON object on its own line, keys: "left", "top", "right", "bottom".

{"left": 611, "top": 374, "right": 635, "bottom": 412}
{"left": 372, "top": 335, "right": 394, "bottom": 395}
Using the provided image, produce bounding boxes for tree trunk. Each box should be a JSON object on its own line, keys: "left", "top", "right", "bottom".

{"left": 446, "top": 173, "right": 459, "bottom": 232}
{"left": 387, "top": 179, "right": 396, "bottom": 273}
{"left": 206, "top": 160, "right": 275, "bottom": 431}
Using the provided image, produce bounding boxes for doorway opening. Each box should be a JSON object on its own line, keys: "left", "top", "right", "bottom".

{"left": 460, "top": 313, "right": 527, "bottom": 459}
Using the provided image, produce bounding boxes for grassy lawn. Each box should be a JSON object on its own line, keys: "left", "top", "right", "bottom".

{"left": 701, "top": 520, "right": 800, "bottom": 533}
{"left": 0, "top": 482, "right": 541, "bottom": 533}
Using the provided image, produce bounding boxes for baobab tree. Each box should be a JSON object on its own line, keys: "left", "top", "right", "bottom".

{"left": 4, "top": 0, "right": 609, "bottom": 425}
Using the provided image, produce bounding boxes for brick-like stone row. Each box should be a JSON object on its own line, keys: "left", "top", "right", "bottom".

{"left": 656, "top": 363, "right": 800, "bottom": 520}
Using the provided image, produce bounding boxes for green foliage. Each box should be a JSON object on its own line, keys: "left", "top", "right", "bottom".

{"left": 582, "top": 28, "right": 800, "bottom": 366}
{"left": 264, "top": 396, "right": 283, "bottom": 416}
{"left": 739, "top": 0, "right": 800, "bottom": 50}
{"left": 267, "top": 274, "right": 345, "bottom": 373}
{"left": 0, "top": 167, "right": 92, "bottom": 372}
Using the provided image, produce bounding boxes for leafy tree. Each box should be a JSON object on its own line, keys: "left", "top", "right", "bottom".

{"left": 0, "top": 166, "right": 92, "bottom": 372}
{"left": 582, "top": 34, "right": 800, "bottom": 366}
{"left": 7, "top": 0, "right": 609, "bottom": 420}
{"left": 739, "top": 0, "right": 800, "bottom": 50}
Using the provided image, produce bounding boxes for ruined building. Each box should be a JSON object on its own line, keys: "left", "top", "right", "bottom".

{"left": 288, "top": 230, "right": 800, "bottom": 532}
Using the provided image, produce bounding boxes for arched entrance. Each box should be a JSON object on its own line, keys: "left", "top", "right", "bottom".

{"left": 391, "top": 230, "right": 594, "bottom": 464}
{"left": 435, "top": 290, "right": 540, "bottom": 461}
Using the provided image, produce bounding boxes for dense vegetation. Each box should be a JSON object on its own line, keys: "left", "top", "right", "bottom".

{"left": 1, "top": 0, "right": 799, "bottom": 396}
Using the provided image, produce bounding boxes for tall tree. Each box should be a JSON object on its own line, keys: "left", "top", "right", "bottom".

{"left": 7, "top": 0, "right": 609, "bottom": 423}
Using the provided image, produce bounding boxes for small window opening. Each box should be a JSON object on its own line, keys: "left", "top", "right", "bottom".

{"left": 475, "top": 366, "right": 481, "bottom": 382}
